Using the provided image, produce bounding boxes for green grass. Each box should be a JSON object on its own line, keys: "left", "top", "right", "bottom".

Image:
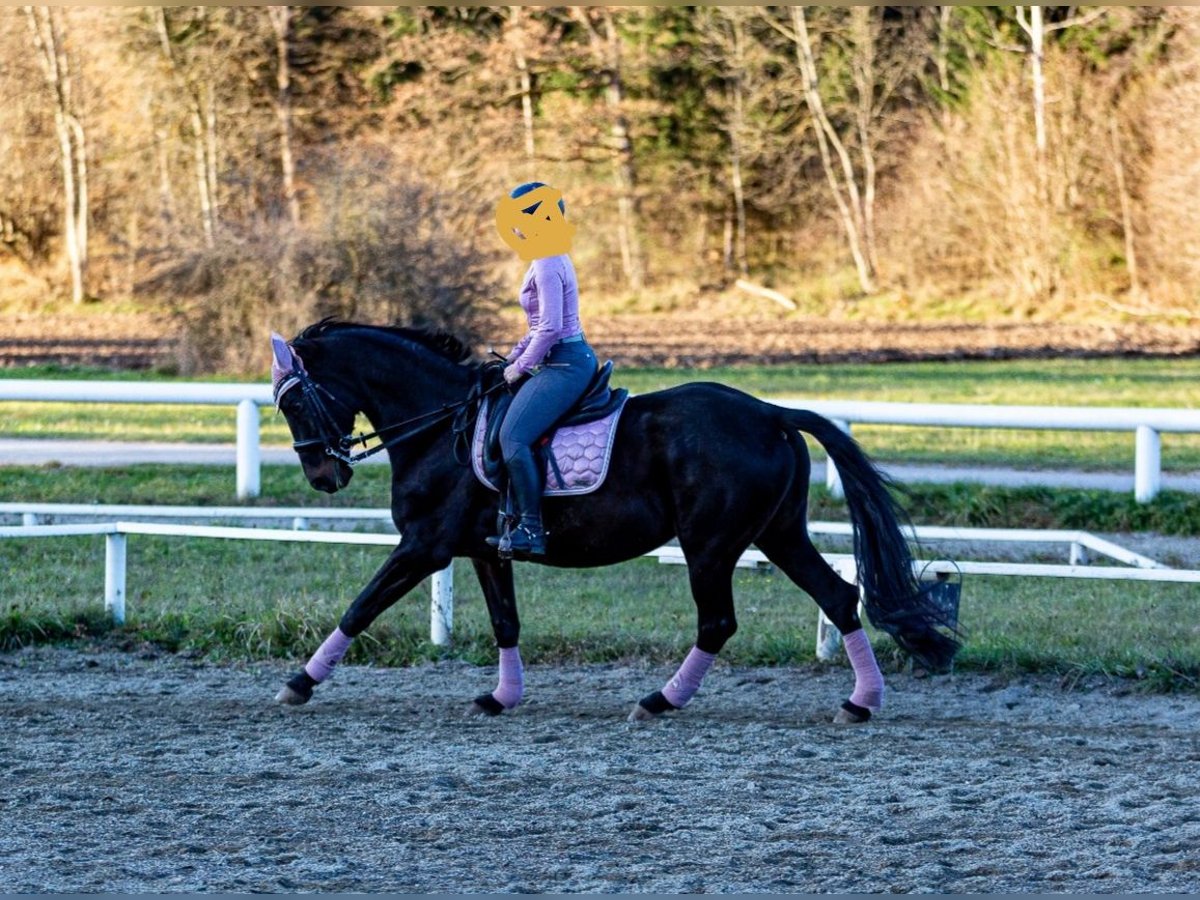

{"left": 2, "top": 358, "right": 1199, "bottom": 469}
{"left": 1, "top": 463, "right": 1198, "bottom": 689}
{"left": 2, "top": 355, "right": 1198, "bottom": 688}
{"left": 2, "top": 536, "right": 1196, "bottom": 691}
{"left": 615, "top": 357, "right": 1200, "bottom": 407}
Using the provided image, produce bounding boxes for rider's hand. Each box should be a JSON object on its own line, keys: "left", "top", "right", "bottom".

{"left": 503, "top": 364, "right": 523, "bottom": 385}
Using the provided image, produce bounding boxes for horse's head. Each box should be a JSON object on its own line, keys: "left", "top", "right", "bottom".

{"left": 270, "top": 332, "right": 355, "bottom": 493}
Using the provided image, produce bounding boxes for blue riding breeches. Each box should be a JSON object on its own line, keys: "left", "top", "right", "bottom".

{"left": 499, "top": 338, "right": 597, "bottom": 463}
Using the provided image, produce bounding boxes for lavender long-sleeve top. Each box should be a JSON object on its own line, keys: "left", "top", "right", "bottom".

{"left": 507, "top": 254, "right": 582, "bottom": 374}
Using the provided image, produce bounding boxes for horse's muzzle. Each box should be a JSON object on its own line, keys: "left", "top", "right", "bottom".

{"left": 302, "top": 456, "right": 354, "bottom": 493}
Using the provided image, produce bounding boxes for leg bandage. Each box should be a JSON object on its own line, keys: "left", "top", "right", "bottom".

{"left": 492, "top": 646, "right": 525, "bottom": 709}
{"left": 661, "top": 646, "right": 717, "bottom": 709}
{"left": 304, "top": 627, "right": 352, "bottom": 683}
{"left": 844, "top": 628, "right": 885, "bottom": 711}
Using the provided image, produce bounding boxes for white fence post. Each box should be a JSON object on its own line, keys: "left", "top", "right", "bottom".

{"left": 236, "top": 399, "right": 261, "bottom": 500}
{"left": 104, "top": 532, "right": 127, "bottom": 625}
{"left": 430, "top": 565, "right": 454, "bottom": 646}
{"left": 815, "top": 610, "right": 841, "bottom": 661}
{"left": 1135, "top": 425, "right": 1161, "bottom": 504}
{"left": 825, "top": 419, "right": 851, "bottom": 500}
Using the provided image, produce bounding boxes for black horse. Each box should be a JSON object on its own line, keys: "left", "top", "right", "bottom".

{"left": 269, "top": 321, "right": 958, "bottom": 723}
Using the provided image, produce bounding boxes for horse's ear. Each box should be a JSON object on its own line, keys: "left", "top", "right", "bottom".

{"left": 270, "top": 332, "right": 293, "bottom": 371}
{"left": 271, "top": 332, "right": 305, "bottom": 397}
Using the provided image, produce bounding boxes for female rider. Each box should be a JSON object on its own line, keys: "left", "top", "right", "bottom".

{"left": 492, "top": 182, "right": 597, "bottom": 558}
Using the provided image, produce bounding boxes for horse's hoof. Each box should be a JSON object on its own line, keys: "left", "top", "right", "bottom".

{"left": 832, "top": 700, "right": 871, "bottom": 725}
{"left": 275, "top": 685, "right": 310, "bottom": 706}
{"left": 468, "top": 693, "right": 505, "bottom": 717}
{"left": 628, "top": 702, "right": 660, "bottom": 723}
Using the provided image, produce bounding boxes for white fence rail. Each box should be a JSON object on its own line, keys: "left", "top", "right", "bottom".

{"left": 3, "top": 379, "right": 1199, "bottom": 501}
{"left": 0, "top": 381, "right": 272, "bottom": 499}
{"left": 770, "top": 399, "right": 1200, "bottom": 503}
{"left": 2, "top": 506, "right": 1197, "bottom": 661}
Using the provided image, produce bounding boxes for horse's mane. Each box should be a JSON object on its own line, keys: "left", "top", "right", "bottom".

{"left": 294, "top": 318, "right": 476, "bottom": 366}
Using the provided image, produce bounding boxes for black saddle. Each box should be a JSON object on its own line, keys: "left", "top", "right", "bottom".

{"left": 482, "top": 360, "right": 628, "bottom": 487}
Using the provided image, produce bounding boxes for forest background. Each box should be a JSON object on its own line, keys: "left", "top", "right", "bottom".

{"left": 1, "top": 5, "right": 1198, "bottom": 374}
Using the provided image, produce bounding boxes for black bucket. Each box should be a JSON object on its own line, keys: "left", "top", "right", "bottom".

{"left": 916, "top": 560, "right": 962, "bottom": 673}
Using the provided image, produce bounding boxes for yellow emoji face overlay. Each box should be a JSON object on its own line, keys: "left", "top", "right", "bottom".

{"left": 495, "top": 185, "right": 577, "bottom": 261}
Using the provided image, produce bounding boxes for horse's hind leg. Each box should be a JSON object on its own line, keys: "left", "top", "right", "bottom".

{"left": 630, "top": 556, "right": 739, "bottom": 722}
{"left": 756, "top": 528, "right": 885, "bottom": 725}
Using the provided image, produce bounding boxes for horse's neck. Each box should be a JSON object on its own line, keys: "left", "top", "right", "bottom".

{"left": 349, "top": 343, "right": 472, "bottom": 429}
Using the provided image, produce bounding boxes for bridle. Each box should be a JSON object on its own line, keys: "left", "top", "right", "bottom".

{"left": 273, "top": 356, "right": 504, "bottom": 468}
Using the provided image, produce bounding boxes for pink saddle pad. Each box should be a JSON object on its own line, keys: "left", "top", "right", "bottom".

{"left": 471, "top": 395, "right": 628, "bottom": 496}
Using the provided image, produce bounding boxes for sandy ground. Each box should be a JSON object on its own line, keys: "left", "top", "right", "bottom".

{"left": 1, "top": 646, "right": 1198, "bottom": 894}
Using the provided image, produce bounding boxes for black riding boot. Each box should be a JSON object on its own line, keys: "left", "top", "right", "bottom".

{"left": 494, "top": 445, "right": 546, "bottom": 559}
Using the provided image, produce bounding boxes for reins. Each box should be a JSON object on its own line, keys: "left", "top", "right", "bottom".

{"left": 277, "top": 360, "right": 506, "bottom": 468}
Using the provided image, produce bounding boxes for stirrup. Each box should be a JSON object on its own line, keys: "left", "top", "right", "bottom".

{"left": 496, "top": 522, "right": 546, "bottom": 560}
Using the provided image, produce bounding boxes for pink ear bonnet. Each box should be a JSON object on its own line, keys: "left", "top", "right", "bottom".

{"left": 270, "top": 332, "right": 304, "bottom": 403}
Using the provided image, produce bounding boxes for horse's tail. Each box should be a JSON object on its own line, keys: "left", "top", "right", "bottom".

{"left": 781, "top": 408, "right": 961, "bottom": 671}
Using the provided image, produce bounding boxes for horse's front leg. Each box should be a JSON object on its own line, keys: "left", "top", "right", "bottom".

{"left": 466, "top": 557, "right": 524, "bottom": 717}
{"left": 275, "top": 540, "right": 448, "bottom": 705}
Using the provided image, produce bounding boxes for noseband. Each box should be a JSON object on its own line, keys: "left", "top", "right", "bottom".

{"left": 274, "top": 367, "right": 363, "bottom": 465}
{"left": 274, "top": 360, "right": 504, "bottom": 468}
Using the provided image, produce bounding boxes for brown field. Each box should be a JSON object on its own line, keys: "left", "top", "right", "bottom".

{"left": 3, "top": 309, "right": 1199, "bottom": 370}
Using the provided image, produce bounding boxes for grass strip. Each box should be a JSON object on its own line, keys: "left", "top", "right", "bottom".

{"left": 2, "top": 433, "right": 1197, "bottom": 687}
{"left": 1, "top": 537, "right": 1196, "bottom": 692}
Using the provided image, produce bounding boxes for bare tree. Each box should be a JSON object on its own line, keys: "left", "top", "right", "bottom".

{"left": 154, "top": 7, "right": 221, "bottom": 246}
{"left": 1012, "top": 6, "right": 1106, "bottom": 196}
{"left": 268, "top": 6, "right": 302, "bottom": 228}
{"left": 695, "top": 7, "right": 753, "bottom": 277}
{"left": 768, "top": 7, "right": 875, "bottom": 293}
{"left": 24, "top": 6, "right": 89, "bottom": 303}
{"left": 1108, "top": 115, "right": 1140, "bottom": 297}
{"left": 506, "top": 6, "right": 537, "bottom": 169}
{"left": 696, "top": 6, "right": 795, "bottom": 280}
{"left": 572, "top": 7, "right": 644, "bottom": 291}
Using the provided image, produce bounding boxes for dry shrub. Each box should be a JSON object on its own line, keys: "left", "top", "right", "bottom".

{"left": 151, "top": 150, "right": 504, "bottom": 375}
{"left": 1137, "top": 8, "right": 1200, "bottom": 307}
{"left": 883, "top": 52, "right": 1124, "bottom": 315}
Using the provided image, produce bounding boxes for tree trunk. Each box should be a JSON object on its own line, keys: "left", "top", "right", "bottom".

{"left": 570, "top": 7, "right": 644, "bottom": 290}
{"left": 153, "top": 121, "right": 176, "bottom": 226}
{"left": 25, "top": 5, "right": 87, "bottom": 304}
{"left": 1109, "top": 115, "right": 1141, "bottom": 297}
{"left": 1016, "top": 6, "right": 1048, "bottom": 199}
{"left": 269, "top": 6, "right": 301, "bottom": 228}
{"left": 728, "top": 13, "right": 749, "bottom": 278}
{"left": 601, "top": 10, "right": 643, "bottom": 291}
{"left": 155, "top": 7, "right": 218, "bottom": 246}
{"left": 507, "top": 7, "right": 536, "bottom": 167}
{"left": 790, "top": 7, "right": 875, "bottom": 294}
{"left": 850, "top": 6, "right": 880, "bottom": 279}
{"left": 190, "top": 102, "right": 215, "bottom": 246}
{"left": 204, "top": 75, "right": 220, "bottom": 233}
{"left": 1028, "top": 6, "right": 1046, "bottom": 161}
{"left": 935, "top": 6, "right": 953, "bottom": 130}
